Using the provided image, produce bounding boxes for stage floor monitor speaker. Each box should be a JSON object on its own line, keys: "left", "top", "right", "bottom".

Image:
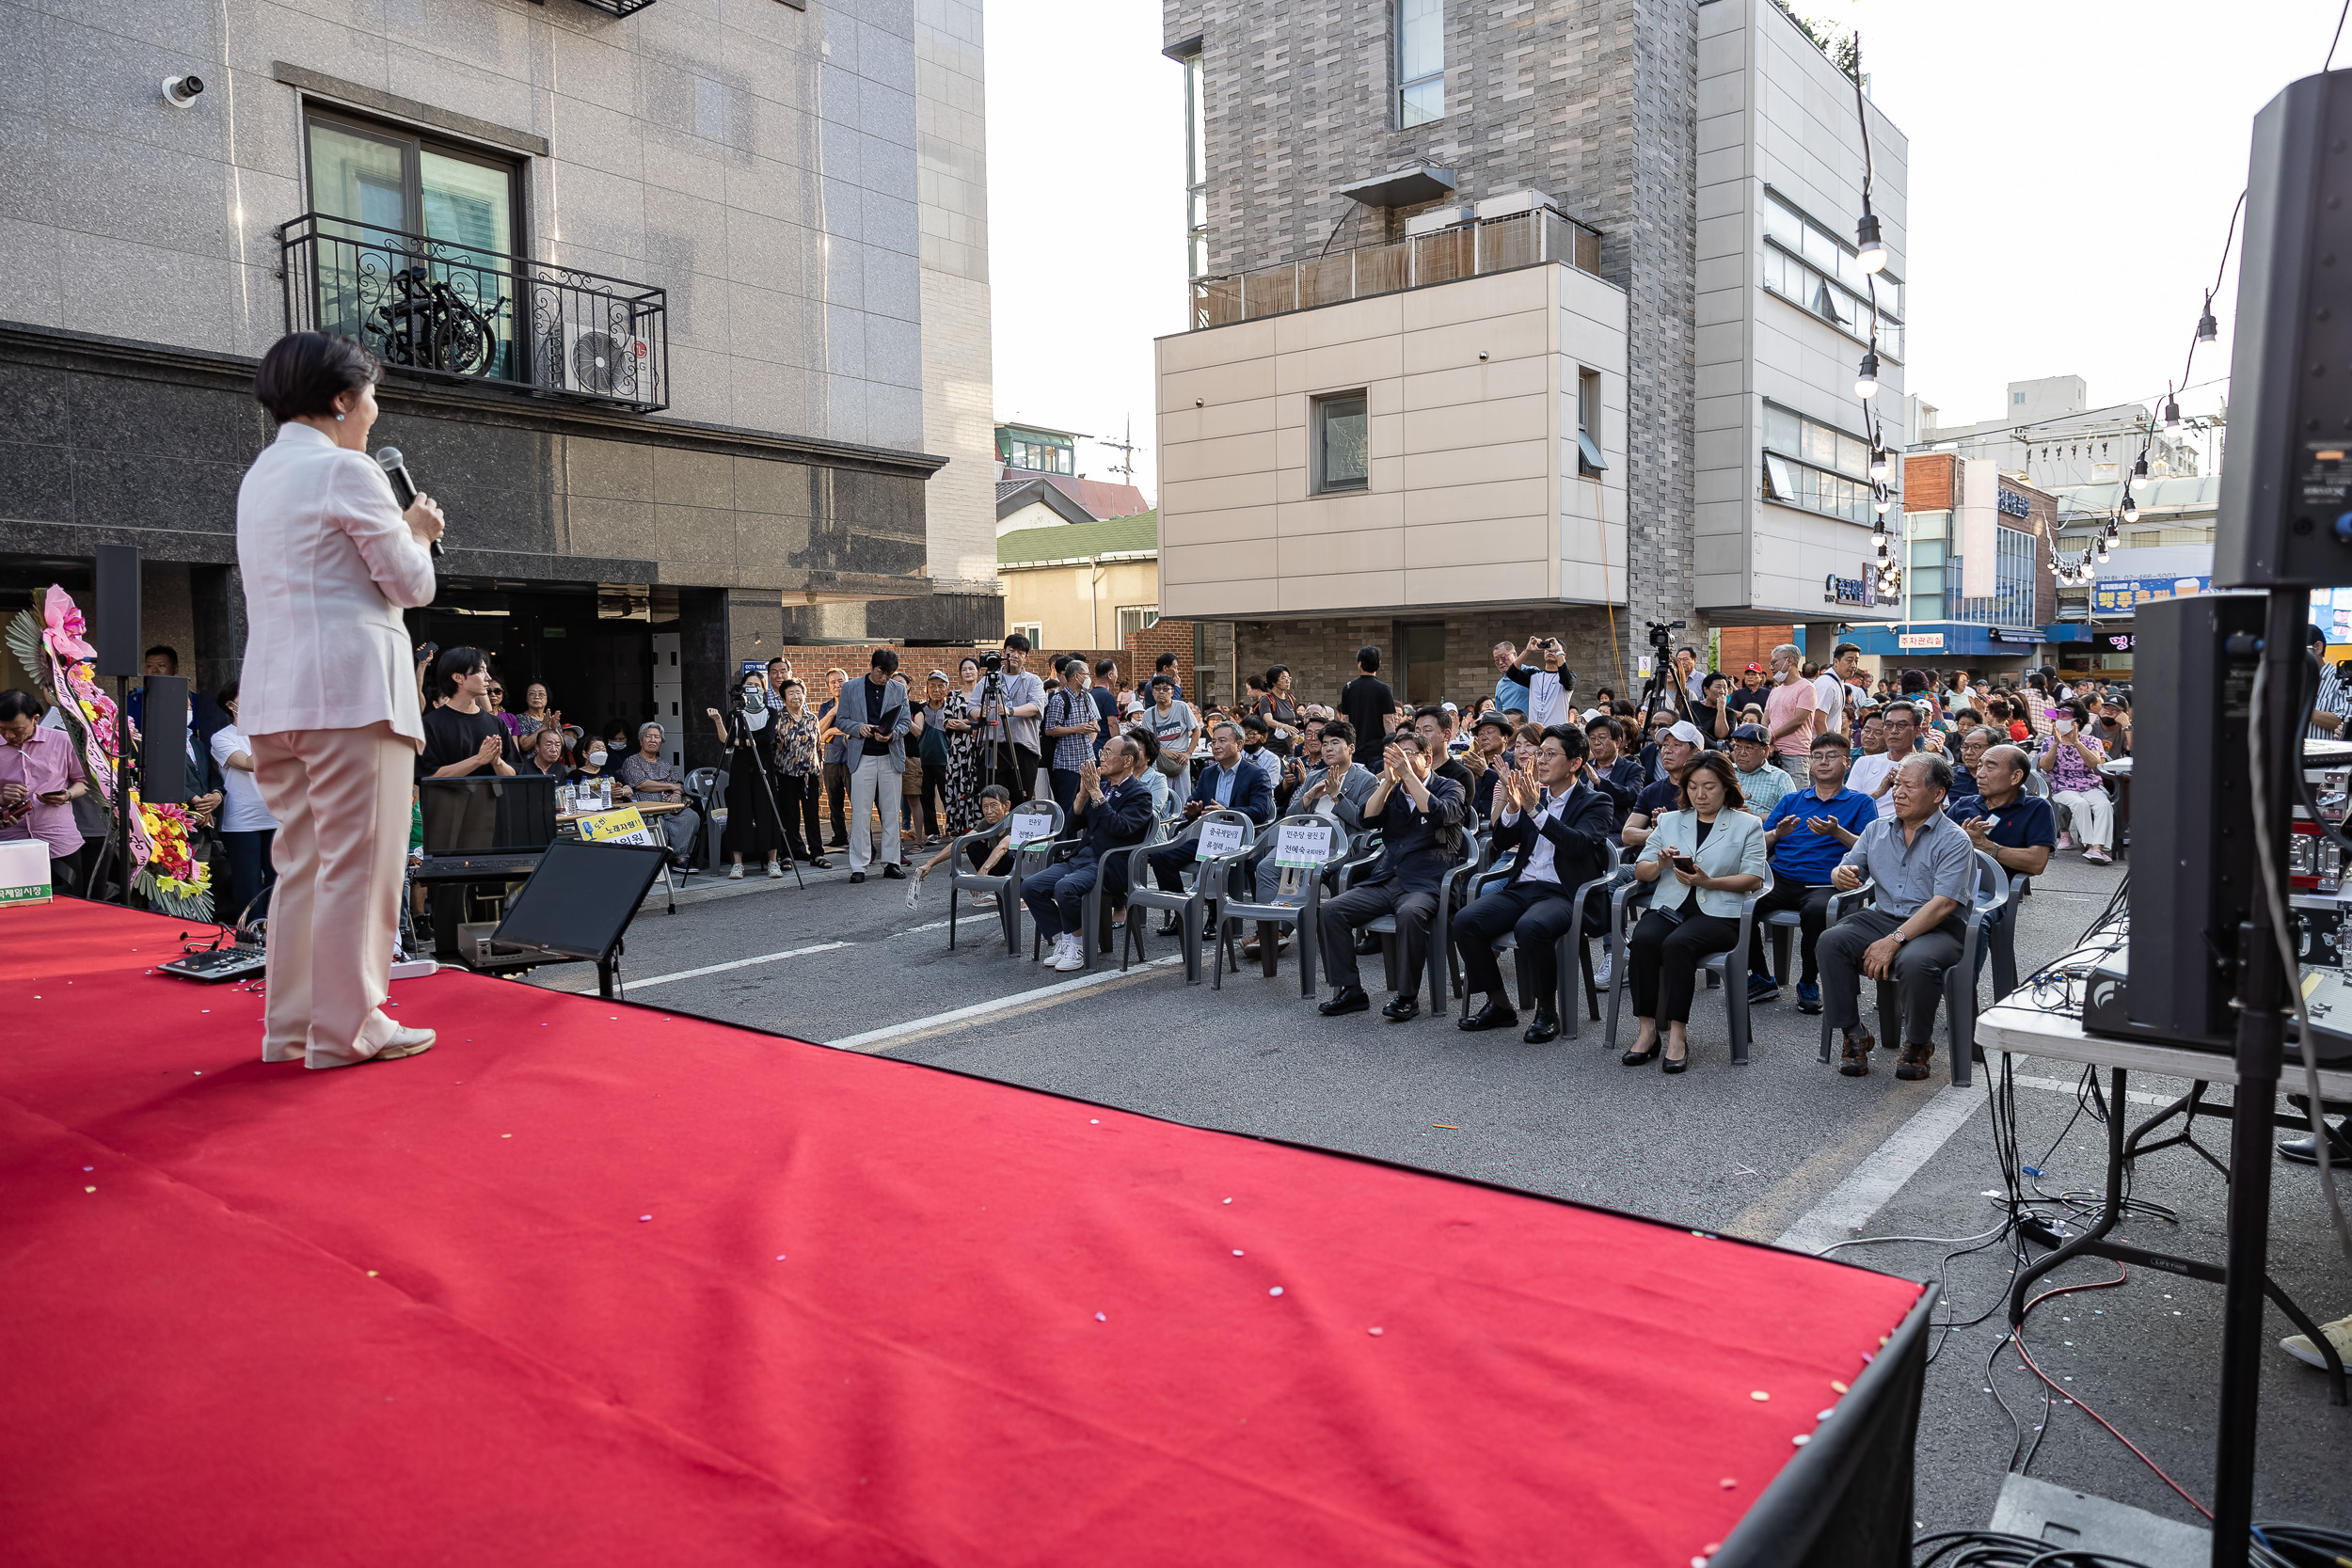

{"left": 493, "top": 839, "right": 671, "bottom": 998}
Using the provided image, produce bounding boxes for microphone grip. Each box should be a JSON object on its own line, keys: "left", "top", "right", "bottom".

{"left": 382, "top": 461, "right": 441, "bottom": 558}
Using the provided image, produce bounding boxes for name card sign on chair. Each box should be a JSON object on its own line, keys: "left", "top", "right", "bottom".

{"left": 1195, "top": 820, "right": 1249, "bottom": 861}
{"left": 1273, "top": 821, "right": 1334, "bottom": 868}
{"left": 1005, "top": 810, "right": 1056, "bottom": 849}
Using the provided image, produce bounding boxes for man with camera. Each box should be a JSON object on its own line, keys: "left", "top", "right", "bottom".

{"left": 1315, "top": 732, "right": 1466, "bottom": 1022}
{"left": 976, "top": 634, "right": 1046, "bottom": 803}
{"left": 1500, "top": 639, "right": 1574, "bottom": 727}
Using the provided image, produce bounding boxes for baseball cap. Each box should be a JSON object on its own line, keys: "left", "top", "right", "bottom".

{"left": 1744, "top": 661, "right": 1765, "bottom": 673}
{"left": 1730, "top": 722, "right": 1769, "bottom": 743}
{"left": 1665, "top": 721, "right": 1706, "bottom": 746}
{"left": 927, "top": 668, "right": 949, "bottom": 682}
{"left": 1441, "top": 701, "right": 1459, "bottom": 712}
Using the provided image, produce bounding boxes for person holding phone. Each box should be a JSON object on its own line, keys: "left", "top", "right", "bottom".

{"left": 2038, "top": 698, "right": 2114, "bottom": 863}
{"left": 1745, "top": 733, "right": 1880, "bottom": 1012}
{"left": 1623, "top": 752, "right": 1768, "bottom": 1072}
{"left": 1499, "top": 637, "right": 1575, "bottom": 726}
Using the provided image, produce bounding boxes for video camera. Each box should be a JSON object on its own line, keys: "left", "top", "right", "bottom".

{"left": 1645, "top": 619, "right": 1686, "bottom": 653}
{"left": 978, "top": 651, "right": 1004, "bottom": 674}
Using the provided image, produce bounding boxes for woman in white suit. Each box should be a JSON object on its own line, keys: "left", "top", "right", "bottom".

{"left": 237, "top": 333, "right": 446, "bottom": 1069}
{"left": 1626, "top": 751, "right": 1769, "bottom": 1073}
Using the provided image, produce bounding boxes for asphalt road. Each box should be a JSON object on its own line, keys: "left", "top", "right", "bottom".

{"left": 517, "top": 834, "right": 2351, "bottom": 1537}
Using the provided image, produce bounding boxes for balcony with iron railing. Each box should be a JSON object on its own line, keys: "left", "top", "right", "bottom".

{"left": 1186, "top": 208, "right": 1605, "bottom": 330}
{"left": 277, "top": 214, "right": 670, "bottom": 413}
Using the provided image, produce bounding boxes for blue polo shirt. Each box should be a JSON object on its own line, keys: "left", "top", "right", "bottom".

{"left": 1760, "top": 785, "right": 1880, "bottom": 883}
{"left": 1946, "top": 793, "right": 2058, "bottom": 851}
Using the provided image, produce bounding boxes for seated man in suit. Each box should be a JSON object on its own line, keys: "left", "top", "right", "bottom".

{"left": 1452, "top": 722, "right": 1616, "bottom": 1042}
{"left": 1146, "top": 719, "right": 1275, "bottom": 932}
{"left": 1240, "top": 718, "right": 1380, "bottom": 960}
{"left": 1315, "top": 731, "right": 1466, "bottom": 1022}
{"left": 1025, "top": 735, "right": 1157, "bottom": 973}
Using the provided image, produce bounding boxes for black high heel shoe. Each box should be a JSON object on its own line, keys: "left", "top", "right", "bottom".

{"left": 1661, "top": 1046, "right": 1691, "bottom": 1074}
{"left": 1621, "top": 1040, "right": 1661, "bottom": 1066}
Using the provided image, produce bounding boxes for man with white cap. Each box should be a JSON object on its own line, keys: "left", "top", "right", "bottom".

{"left": 1622, "top": 719, "right": 1704, "bottom": 850}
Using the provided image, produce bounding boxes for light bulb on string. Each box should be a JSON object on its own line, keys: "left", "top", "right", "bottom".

{"left": 1854, "top": 351, "right": 1880, "bottom": 401}
{"left": 2162, "top": 394, "right": 2182, "bottom": 434}
{"left": 1869, "top": 445, "right": 1889, "bottom": 482}
{"left": 1855, "top": 213, "right": 1888, "bottom": 275}
{"left": 2197, "top": 293, "right": 2219, "bottom": 344}
{"left": 2122, "top": 493, "right": 2139, "bottom": 525}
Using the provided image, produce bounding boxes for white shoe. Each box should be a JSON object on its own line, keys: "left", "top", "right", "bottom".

{"left": 727, "top": 862, "right": 744, "bottom": 879}
{"left": 369, "top": 1026, "right": 436, "bottom": 1062}
{"left": 2282, "top": 1314, "right": 2352, "bottom": 1370}
{"left": 1594, "top": 951, "right": 1613, "bottom": 987}
{"left": 766, "top": 858, "right": 784, "bottom": 879}
{"left": 1053, "top": 935, "right": 1087, "bottom": 972}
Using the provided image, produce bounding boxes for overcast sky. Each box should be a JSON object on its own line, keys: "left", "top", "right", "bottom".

{"left": 981, "top": 0, "right": 2346, "bottom": 504}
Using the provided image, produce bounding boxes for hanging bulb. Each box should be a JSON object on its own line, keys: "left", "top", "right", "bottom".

{"left": 2197, "top": 295, "right": 2219, "bottom": 344}
{"left": 2094, "top": 543, "right": 2110, "bottom": 564}
{"left": 2162, "top": 395, "right": 2182, "bottom": 433}
{"left": 2133, "top": 455, "right": 2149, "bottom": 479}
{"left": 1855, "top": 213, "right": 1888, "bottom": 275}
{"left": 1869, "top": 445, "right": 1890, "bottom": 482}
{"left": 1854, "top": 351, "right": 1881, "bottom": 401}
{"left": 2122, "top": 494, "right": 2139, "bottom": 525}
{"left": 1874, "top": 495, "right": 1892, "bottom": 516}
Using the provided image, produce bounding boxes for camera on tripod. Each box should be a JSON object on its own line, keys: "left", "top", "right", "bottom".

{"left": 979, "top": 651, "right": 1004, "bottom": 673}
{"left": 1645, "top": 619, "right": 1686, "bottom": 653}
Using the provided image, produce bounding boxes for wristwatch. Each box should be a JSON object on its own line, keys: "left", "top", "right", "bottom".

{"left": 1893, "top": 929, "right": 1912, "bottom": 945}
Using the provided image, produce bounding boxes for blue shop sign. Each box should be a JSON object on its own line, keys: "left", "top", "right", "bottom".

{"left": 2091, "top": 575, "right": 2210, "bottom": 614}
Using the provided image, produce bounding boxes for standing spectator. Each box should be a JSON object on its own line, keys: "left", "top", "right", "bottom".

{"left": 1677, "top": 644, "right": 1707, "bottom": 705}
{"left": 978, "top": 634, "right": 1046, "bottom": 803}
{"left": 419, "top": 647, "right": 517, "bottom": 872}
{"left": 1947, "top": 742, "right": 2055, "bottom": 988}
{"left": 1726, "top": 723, "right": 1792, "bottom": 816}
{"left": 0, "top": 689, "right": 92, "bottom": 895}
{"left": 1501, "top": 637, "right": 1574, "bottom": 726}
{"left": 917, "top": 669, "right": 953, "bottom": 843}
{"left": 2310, "top": 626, "right": 2349, "bottom": 739}
{"left": 485, "top": 677, "right": 519, "bottom": 739}
{"left": 1491, "top": 641, "right": 1533, "bottom": 718}
{"left": 1623, "top": 752, "right": 1769, "bottom": 1072}
{"left": 1819, "top": 753, "right": 1977, "bottom": 1080}
{"left": 206, "top": 679, "right": 278, "bottom": 922}
{"left": 771, "top": 679, "right": 830, "bottom": 869}
{"left": 1143, "top": 674, "right": 1197, "bottom": 786}
{"left": 899, "top": 698, "right": 926, "bottom": 851}
{"left": 1454, "top": 722, "right": 1615, "bottom": 1041}
{"left": 1090, "top": 658, "right": 1121, "bottom": 752}
{"left": 1339, "top": 644, "right": 1399, "bottom": 743}
{"left": 705, "top": 672, "right": 787, "bottom": 879}
{"left": 514, "top": 682, "right": 557, "bottom": 743}
{"left": 939, "top": 657, "right": 984, "bottom": 832}
{"left": 616, "top": 722, "right": 701, "bottom": 866}
{"left": 2040, "top": 699, "right": 2114, "bottom": 863}
{"left": 1041, "top": 656, "right": 1098, "bottom": 817}
{"left": 1747, "top": 733, "right": 1879, "bottom": 1012}
{"left": 1762, "top": 642, "right": 1817, "bottom": 779}
{"left": 817, "top": 667, "right": 850, "bottom": 847}
{"left": 1815, "top": 644, "right": 1856, "bottom": 739}
{"left": 1153, "top": 650, "right": 1185, "bottom": 701}
{"left": 833, "top": 647, "right": 912, "bottom": 882}
{"left": 763, "top": 657, "right": 791, "bottom": 717}
{"left": 1314, "top": 732, "right": 1466, "bottom": 1022}
{"left": 1689, "top": 671, "right": 1736, "bottom": 749}
{"left": 1026, "top": 736, "right": 1156, "bottom": 972}
{"left": 1256, "top": 664, "right": 1305, "bottom": 755}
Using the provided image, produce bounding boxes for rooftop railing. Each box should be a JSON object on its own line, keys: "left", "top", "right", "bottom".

{"left": 278, "top": 214, "right": 670, "bottom": 413}
{"left": 1187, "top": 209, "right": 1603, "bottom": 330}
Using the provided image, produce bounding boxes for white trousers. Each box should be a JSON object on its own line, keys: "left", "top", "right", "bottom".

{"left": 250, "top": 722, "right": 415, "bottom": 1068}
{"left": 2051, "top": 787, "right": 2114, "bottom": 850}
{"left": 847, "top": 752, "right": 901, "bottom": 871}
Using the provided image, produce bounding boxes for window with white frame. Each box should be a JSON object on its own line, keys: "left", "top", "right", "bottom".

{"left": 1313, "top": 391, "right": 1370, "bottom": 493}
{"left": 1397, "top": 0, "right": 1444, "bottom": 127}
{"left": 1116, "top": 606, "right": 1160, "bottom": 643}
{"left": 1760, "top": 402, "right": 1881, "bottom": 526}
{"left": 1576, "top": 368, "right": 1606, "bottom": 477}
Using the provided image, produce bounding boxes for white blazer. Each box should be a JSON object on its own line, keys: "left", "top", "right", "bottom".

{"left": 235, "top": 423, "right": 436, "bottom": 748}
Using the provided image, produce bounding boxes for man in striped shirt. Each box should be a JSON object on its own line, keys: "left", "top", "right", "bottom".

{"left": 2310, "top": 625, "right": 2350, "bottom": 742}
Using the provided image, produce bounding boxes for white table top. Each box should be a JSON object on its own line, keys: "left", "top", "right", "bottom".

{"left": 1979, "top": 1000, "right": 2352, "bottom": 1097}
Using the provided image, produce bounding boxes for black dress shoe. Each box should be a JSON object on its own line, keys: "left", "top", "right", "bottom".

{"left": 1382, "top": 995, "right": 1421, "bottom": 1022}
{"left": 882, "top": 863, "right": 905, "bottom": 879}
{"left": 2280, "top": 1129, "right": 2352, "bottom": 1165}
{"left": 1457, "top": 999, "right": 1519, "bottom": 1032}
{"left": 1522, "top": 1008, "right": 1560, "bottom": 1044}
{"left": 849, "top": 871, "right": 866, "bottom": 884}
{"left": 1661, "top": 1049, "right": 1691, "bottom": 1074}
{"left": 1319, "top": 986, "right": 1371, "bottom": 1016}
{"left": 1621, "top": 1041, "right": 1661, "bottom": 1065}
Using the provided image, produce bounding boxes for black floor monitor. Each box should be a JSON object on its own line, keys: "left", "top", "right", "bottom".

{"left": 493, "top": 838, "right": 671, "bottom": 995}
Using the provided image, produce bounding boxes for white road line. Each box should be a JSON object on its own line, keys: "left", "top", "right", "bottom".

{"left": 558, "top": 941, "right": 851, "bottom": 994}
{"left": 828, "top": 956, "right": 1186, "bottom": 1053}
{"left": 1774, "top": 1085, "right": 1984, "bottom": 1256}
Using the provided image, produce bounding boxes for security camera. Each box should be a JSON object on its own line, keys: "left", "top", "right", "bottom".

{"left": 162, "top": 74, "right": 205, "bottom": 109}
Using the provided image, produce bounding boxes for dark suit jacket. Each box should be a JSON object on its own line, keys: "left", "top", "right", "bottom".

{"left": 1490, "top": 780, "right": 1615, "bottom": 894}
{"left": 1071, "top": 774, "right": 1156, "bottom": 860}
{"left": 1188, "top": 759, "right": 1275, "bottom": 825}
{"left": 1359, "top": 773, "right": 1465, "bottom": 895}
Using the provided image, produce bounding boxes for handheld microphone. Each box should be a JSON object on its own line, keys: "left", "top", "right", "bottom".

{"left": 375, "top": 447, "right": 441, "bottom": 558}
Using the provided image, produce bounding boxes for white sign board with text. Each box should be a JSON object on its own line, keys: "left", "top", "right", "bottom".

{"left": 1195, "top": 819, "right": 1249, "bottom": 861}
{"left": 1272, "top": 821, "right": 1335, "bottom": 868}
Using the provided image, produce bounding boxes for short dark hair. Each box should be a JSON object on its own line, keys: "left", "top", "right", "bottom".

{"left": 0, "top": 689, "right": 43, "bottom": 722}
{"left": 1094, "top": 657, "right": 1118, "bottom": 678}
{"left": 1585, "top": 715, "right": 1622, "bottom": 741}
{"left": 1702, "top": 672, "right": 1729, "bottom": 692}
{"left": 1357, "top": 644, "right": 1381, "bottom": 672}
{"left": 1156, "top": 651, "right": 1179, "bottom": 670}
{"left": 1679, "top": 750, "right": 1746, "bottom": 812}
{"left": 1538, "top": 722, "right": 1588, "bottom": 762}
{"left": 870, "top": 646, "right": 900, "bottom": 674}
{"left": 1881, "top": 701, "right": 1918, "bottom": 725}
{"left": 1264, "top": 663, "right": 1289, "bottom": 688}
{"left": 1149, "top": 673, "right": 1175, "bottom": 693}
{"left": 1241, "top": 714, "right": 1272, "bottom": 738}
{"left": 1833, "top": 641, "right": 1863, "bottom": 660}
{"left": 1903, "top": 752, "right": 1956, "bottom": 796}
{"left": 1320, "top": 719, "right": 1356, "bottom": 746}
{"left": 145, "top": 645, "right": 180, "bottom": 668}
{"left": 1809, "top": 730, "right": 1851, "bottom": 753}
{"left": 1121, "top": 725, "right": 1159, "bottom": 766}
{"left": 252, "top": 331, "right": 382, "bottom": 422}
{"left": 1002, "top": 632, "right": 1032, "bottom": 653}
{"left": 766, "top": 656, "right": 787, "bottom": 670}
{"left": 979, "top": 784, "right": 1012, "bottom": 805}
{"left": 435, "top": 646, "right": 489, "bottom": 698}
{"left": 1413, "top": 704, "right": 1451, "bottom": 732}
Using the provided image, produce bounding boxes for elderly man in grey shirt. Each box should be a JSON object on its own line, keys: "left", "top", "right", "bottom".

{"left": 1817, "top": 751, "right": 1979, "bottom": 1081}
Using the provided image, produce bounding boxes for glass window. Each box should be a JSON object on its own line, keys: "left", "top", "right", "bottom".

{"left": 1910, "top": 510, "right": 1948, "bottom": 540}
{"left": 1763, "top": 196, "right": 1804, "bottom": 251}
{"left": 1762, "top": 453, "right": 1796, "bottom": 501}
{"left": 1577, "top": 368, "right": 1605, "bottom": 475}
{"left": 1398, "top": 0, "right": 1444, "bottom": 127}
{"left": 1116, "top": 606, "right": 1160, "bottom": 642}
{"left": 1764, "top": 404, "right": 1800, "bottom": 454}
{"left": 1835, "top": 430, "right": 1867, "bottom": 477}
{"left": 1314, "top": 391, "right": 1370, "bottom": 492}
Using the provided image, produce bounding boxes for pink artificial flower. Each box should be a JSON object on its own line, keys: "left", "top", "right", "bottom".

{"left": 42, "top": 584, "right": 93, "bottom": 660}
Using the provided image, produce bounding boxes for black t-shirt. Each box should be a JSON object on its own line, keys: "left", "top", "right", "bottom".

{"left": 857, "top": 676, "right": 898, "bottom": 756}
{"left": 1090, "top": 685, "right": 1118, "bottom": 750}
{"left": 418, "top": 703, "right": 516, "bottom": 782}
{"left": 1433, "top": 757, "right": 1475, "bottom": 803}
{"left": 1690, "top": 700, "right": 1733, "bottom": 748}
{"left": 1339, "top": 675, "right": 1396, "bottom": 747}
{"left": 1632, "top": 776, "right": 1680, "bottom": 822}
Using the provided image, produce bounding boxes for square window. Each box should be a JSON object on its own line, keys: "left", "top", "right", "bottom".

{"left": 1762, "top": 453, "right": 1796, "bottom": 501}
{"left": 1313, "top": 391, "right": 1370, "bottom": 492}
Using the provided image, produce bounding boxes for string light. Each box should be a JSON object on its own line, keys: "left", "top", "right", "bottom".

{"left": 1869, "top": 445, "right": 1889, "bottom": 482}
{"left": 1855, "top": 213, "right": 1888, "bottom": 274}
{"left": 2196, "top": 293, "right": 2219, "bottom": 344}
{"left": 2122, "top": 490, "right": 2139, "bottom": 525}
{"left": 1854, "top": 351, "right": 1880, "bottom": 400}
{"left": 2161, "top": 389, "right": 2183, "bottom": 433}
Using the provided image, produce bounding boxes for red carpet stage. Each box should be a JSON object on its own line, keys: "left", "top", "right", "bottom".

{"left": 2, "top": 900, "right": 1927, "bottom": 1566}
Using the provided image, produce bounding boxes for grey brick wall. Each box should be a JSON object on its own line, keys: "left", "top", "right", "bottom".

{"left": 1229, "top": 607, "right": 1652, "bottom": 719}
{"left": 1165, "top": 0, "right": 1705, "bottom": 663}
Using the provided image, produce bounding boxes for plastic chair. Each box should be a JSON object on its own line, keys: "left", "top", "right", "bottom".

{"left": 1813, "top": 851, "right": 2009, "bottom": 1085}
{"left": 1696, "top": 871, "right": 1772, "bottom": 1064}
{"left": 1360, "top": 818, "right": 1479, "bottom": 1017}
{"left": 684, "top": 767, "right": 723, "bottom": 872}
{"left": 1454, "top": 847, "right": 1623, "bottom": 1038}
{"left": 1601, "top": 869, "right": 1771, "bottom": 1064}
{"left": 1120, "top": 809, "right": 1259, "bottom": 985}
{"left": 1990, "top": 872, "right": 2030, "bottom": 1000}
{"left": 946, "top": 801, "right": 1065, "bottom": 956}
{"left": 1215, "top": 817, "right": 1355, "bottom": 996}
{"left": 1027, "top": 834, "right": 1120, "bottom": 973}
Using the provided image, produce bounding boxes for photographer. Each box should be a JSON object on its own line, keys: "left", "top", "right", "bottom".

{"left": 976, "top": 635, "right": 1046, "bottom": 803}
{"left": 1501, "top": 638, "right": 1574, "bottom": 726}
{"left": 705, "top": 671, "right": 789, "bottom": 879}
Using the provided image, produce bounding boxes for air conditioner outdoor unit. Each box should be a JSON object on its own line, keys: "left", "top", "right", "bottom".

{"left": 539, "top": 317, "right": 650, "bottom": 399}
{"left": 1404, "top": 205, "right": 1474, "bottom": 238}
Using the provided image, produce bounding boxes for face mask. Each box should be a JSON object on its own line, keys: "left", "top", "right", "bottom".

{"left": 587, "top": 749, "right": 608, "bottom": 767}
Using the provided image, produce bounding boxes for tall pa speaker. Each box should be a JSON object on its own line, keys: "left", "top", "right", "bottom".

{"left": 138, "top": 675, "right": 191, "bottom": 803}
{"left": 92, "top": 544, "right": 141, "bottom": 678}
